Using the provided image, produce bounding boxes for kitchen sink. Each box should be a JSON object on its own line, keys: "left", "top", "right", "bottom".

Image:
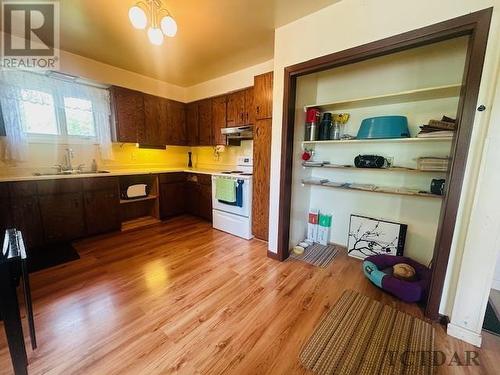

{"left": 33, "top": 170, "right": 111, "bottom": 176}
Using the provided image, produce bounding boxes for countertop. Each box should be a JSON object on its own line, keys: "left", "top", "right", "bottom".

{"left": 0, "top": 167, "right": 228, "bottom": 183}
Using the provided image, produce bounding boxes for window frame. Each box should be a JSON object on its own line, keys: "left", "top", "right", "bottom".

{"left": 18, "top": 87, "right": 99, "bottom": 145}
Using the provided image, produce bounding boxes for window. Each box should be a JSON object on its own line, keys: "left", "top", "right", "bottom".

{"left": 19, "top": 89, "right": 97, "bottom": 141}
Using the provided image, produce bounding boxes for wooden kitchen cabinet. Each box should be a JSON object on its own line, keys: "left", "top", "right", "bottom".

{"left": 227, "top": 90, "right": 245, "bottom": 127}
{"left": 111, "top": 86, "right": 145, "bottom": 143}
{"left": 186, "top": 102, "right": 199, "bottom": 146}
{"left": 39, "top": 193, "right": 86, "bottom": 243}
{"left": 185, "top": 181, "right": 200, "bottom": 216}
{"left": 8, "top": 182, "right": 44, "bottom": 249}
{"left": 254, "top": 72, "right": 273, "bottom": 120}
{"left": 226, "top": 87, "right": 254, "bottom": 127}
{"left": 252, "top": 121, "right": 273, "bottom": 241}
{"left": 211, "top": 96, "right": 227, "bottom": 146}
{"left": 0, "top": 184, "right": 11, "bottom": 235}
{"left": 159, "top": 173, "right": 186, "bottom": 219}
{"left": 166, "top": 100, "right": 187, "bottom": 145}
{"left": 198, "top": 99, "right": 213, "bottom": 145}
{"left": 83, "top": 177, "right": 120, "bottom": 236}
{"left": 198, "top": 184, "right": 213, "bottom": 222}
{"left": 141, "top": 94, "right": 167, "bottom": 147}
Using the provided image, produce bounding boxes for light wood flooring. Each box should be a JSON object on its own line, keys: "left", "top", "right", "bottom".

{"left": 0, "top": 216, "right": 498, "bottom": 374}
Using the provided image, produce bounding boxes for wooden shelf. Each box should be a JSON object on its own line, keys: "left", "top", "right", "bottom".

{"left": 121, "top": 216, "right": 161, "bottom": 232}
{"left": 303, "top": 84, "right": 461, "bottom": 111}
{"left": 120, "top": 195, "right": 158, "bottom": 204}
{"left": 302, "top": 164, "right": 447, "bottom": 173}
{"left": 302, "top": 136, "right": 453, "bottom": 146}
{"left": 301, "top": 179, "right": 443, "bottom": 199}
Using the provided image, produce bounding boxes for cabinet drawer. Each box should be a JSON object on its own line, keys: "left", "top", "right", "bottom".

{"left": 159, "top": 172, "right": 186, "bottom": 184}
{"left": 9, "top": 181, "right": 37, "bottom": 197}
{"left": 37, "top": 179, "right": 83, "bottom": 195}
{"left": 82, "top": 176, "right": 119, "bottom": 191}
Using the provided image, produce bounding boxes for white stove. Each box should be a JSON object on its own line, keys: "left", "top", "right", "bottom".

{"left": 212, "top": 156, "right": 253, "bottom": 239}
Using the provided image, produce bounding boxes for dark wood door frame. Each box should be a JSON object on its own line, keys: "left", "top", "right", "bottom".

{"left": 276, "top": 8, "right": 492, "bottom": 320}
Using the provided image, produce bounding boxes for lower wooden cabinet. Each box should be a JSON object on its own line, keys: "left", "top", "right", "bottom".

{"left": 160, "top": 182, "right": 186, "bottom": 218}
{"left": 184, "top": 181, "right": 200, "bottom": 217}
{"left": 198, "top": 184, "right": 213, "bottom": 222}
{"left": 84, "top": 189, "right": 120, "bottom": 235}
{"left": 38, "top": 193, "right": 86, "bottom": 243}
{"left": 9, "top": 196, "right": 44, "bottom": 249}
{"left": 0, "top": 184, "right": 11, "bottom": 235}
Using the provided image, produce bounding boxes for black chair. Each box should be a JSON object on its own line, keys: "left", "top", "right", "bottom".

{"left": 0, "top": 229, "right": 37, "bottom": 375}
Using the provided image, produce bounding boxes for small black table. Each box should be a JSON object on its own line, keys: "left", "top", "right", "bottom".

{"left": 0, "top": 229, "right": 37, "bottom": 375}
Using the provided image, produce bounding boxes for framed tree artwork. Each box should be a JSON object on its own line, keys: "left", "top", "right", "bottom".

{"left": 347, "top": 214, "right": 407, "bottom": 260}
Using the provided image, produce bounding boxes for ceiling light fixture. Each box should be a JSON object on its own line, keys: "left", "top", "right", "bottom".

{"left": 128, "top": 0, "right": 177, "bottom": 46}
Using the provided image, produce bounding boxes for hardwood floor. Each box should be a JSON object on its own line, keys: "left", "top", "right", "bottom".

{"left": 0, "top": 216, "right": 498, "bottom": 374}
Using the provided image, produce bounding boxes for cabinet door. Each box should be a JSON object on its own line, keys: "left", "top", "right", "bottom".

{"left": 166, "top": 100, "right": 186, "bottom": 145}
{"left": 142, "top": 94, "right": 167, "bottom": 146}
{"left": 185, "top": 182, "right": 200, "bottom": 216}
{"left": 186, "top": 102, "right": 199, "bottom": 146}
{"left": 198, "top": 99, "right": 213, "bottom": 145}
{"left": 254, "top": 72, "right": 273, "bottom": 120}
{"left": 0, "top": 184, "right": 11, "bottom": 234}
{"left": 160, "top": 182, "right": 186, "bottom": 219}
{"left": 111, "top": 86, "right": 144, "bottom": 143}
{"left": 84, "top": 190, "right": 120, "bottom": 236}
{"left": 10, "top": 196, "right": 44, "bottom": 249}
{"left": 252, "top": 119, "right": 272, "bottom": 240}
{"left": 244, "top": 87, "right": 255, "bottom": 125}
{"left": 226, "top": 90, "right": 245, "bottom": 126}
{"left": 211, "top": 96, "right": 227, "bottom": 146}
{"left": 198, "top": 184, "right": 213, "bottom": 222}
{"left": 39, "top": 193, "right": 86, "bottom": 243}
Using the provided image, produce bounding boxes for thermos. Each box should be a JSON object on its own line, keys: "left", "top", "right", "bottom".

{"left": 304, "top": 108, "right": 320, "bottom": 141}
{"left": 319, "top": 113, "right": 333, "bottom": 141}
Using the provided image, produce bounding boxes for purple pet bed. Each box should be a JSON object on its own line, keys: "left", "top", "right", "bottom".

{"left": 363, "top": 255, "right": 431, "bottom": 303}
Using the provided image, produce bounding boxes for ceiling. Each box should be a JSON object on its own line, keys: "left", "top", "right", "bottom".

{"left": 57, "top": 0, "right": 340, "bottom": 87}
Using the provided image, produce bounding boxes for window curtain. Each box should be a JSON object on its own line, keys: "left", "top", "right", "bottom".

{"left": 0, "top": 70, "right": 114, "bottom": 162}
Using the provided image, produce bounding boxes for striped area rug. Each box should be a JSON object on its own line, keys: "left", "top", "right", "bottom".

{"left": 300, "top": 290, "right": 435, "bottom": 375}
{"left": 289, "top": 243, "right": 338, "bottom": 268}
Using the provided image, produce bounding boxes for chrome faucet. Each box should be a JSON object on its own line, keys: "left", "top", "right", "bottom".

{"left": 64, "top": 148, "right": 74, "bottom": 171}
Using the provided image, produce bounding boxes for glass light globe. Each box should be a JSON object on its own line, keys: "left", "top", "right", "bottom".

{"left": 147, "top": 27, "right": 164, "bottom": 45}
{"left": 160, "top": 16, "right": 177, "bottom": 37}
{"left": 128, "top": 6, "right": 147, "bottom": 29}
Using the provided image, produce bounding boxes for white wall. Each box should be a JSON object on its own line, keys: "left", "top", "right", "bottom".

{"left": 492, "top": 251, "right": 500, "bottom": 291}
{"left": 268, "top": 0, "right": 500, "bottom": 346}
{"left": 185, "top": 60, "right": 274, "bottom": 102}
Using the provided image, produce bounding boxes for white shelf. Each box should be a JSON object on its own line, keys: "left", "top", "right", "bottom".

{"left": 302, "top": 137, "right": 453, "bottom": 146}
{"left": 302, "top": 164, "right": 447, "bottom": 173}
{"left": 303, "top": 84, "right": 462, "bottom": 112}
{"left": 302, "top": 179, "right": 443, "bottom": 199}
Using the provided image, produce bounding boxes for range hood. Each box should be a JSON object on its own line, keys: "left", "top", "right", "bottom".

{"left": 221, "top": 125, "right": 253, "bottom": 140}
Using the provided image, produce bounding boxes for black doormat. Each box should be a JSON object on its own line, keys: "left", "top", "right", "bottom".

{"left": 482, "top": 300, "right": 500, "bottom": 336}
{"left": 27, "top": 243, "right": 80, "bottom": 273}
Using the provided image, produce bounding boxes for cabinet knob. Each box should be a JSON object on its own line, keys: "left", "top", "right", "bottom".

{"left": 256, "top": 106, "right": 260, "bottom": 114}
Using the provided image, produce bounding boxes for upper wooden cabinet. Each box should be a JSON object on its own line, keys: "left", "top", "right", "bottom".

{"left": 211, "top": 96, "right": 227, "bottom": 146}
{"left": 227, "top": 88, "right": 254, "bottom": 126}
{"left": 111, "top": 86, "right": 144, "bottom": 143}
{"left": 186, "top": 102, "right": 199, "bottom": 146}
{"left": 254, "top": 72, "right": 273, "bottom": 120}
{"left": 166, "top": 100, "right": 187, "bottom": 145}
{"left": 142, "top": 94, "right": 168, "bottom": 147}
{"left": 198, "top": 99, "right": 213, "bottom": 145}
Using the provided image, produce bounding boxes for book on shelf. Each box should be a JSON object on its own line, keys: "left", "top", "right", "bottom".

{"left": 416, "top": 130, "right": 454, "bottom": 138}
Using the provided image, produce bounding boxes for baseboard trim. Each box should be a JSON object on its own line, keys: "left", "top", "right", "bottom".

{"left": 447, "top": 323, "right": 482, "bottom": 347}
{"left": 267, "top": 250, "right": 282, "bottom": 261}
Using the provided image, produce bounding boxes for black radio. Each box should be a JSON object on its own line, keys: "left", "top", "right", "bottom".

{"left": 354, "top": 155, "right": 389, "bottom": 168}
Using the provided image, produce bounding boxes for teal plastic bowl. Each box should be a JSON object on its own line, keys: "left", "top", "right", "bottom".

{"left": 357, "top": 116, "right": 410, "bottom": 139}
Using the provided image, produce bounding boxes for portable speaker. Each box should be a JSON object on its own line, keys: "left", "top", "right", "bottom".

{"left": 354, "top": 155, "right": 388, "bottom": 168}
